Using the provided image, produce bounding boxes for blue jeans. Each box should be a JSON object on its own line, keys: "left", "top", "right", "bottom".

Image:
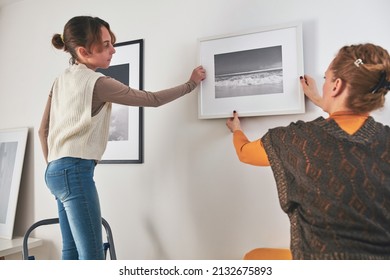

{"left": 45, "top": 157, "right": 104, "bottom": 260}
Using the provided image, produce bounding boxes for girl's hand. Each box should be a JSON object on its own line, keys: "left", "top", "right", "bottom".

{"left": 190, "top": 66, "right": 206, "bottom": 85}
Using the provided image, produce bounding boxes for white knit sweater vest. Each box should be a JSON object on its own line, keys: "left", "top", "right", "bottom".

{"left": 48, "top": 64, "right": 112, "bottom": 162}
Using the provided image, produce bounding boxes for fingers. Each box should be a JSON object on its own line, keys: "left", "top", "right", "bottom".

{"left": 191, "top": 66, "right": 206, "bottom": 84}
{"left": 197, "top": 66, "right": 206, "bottom": 80}
{"left": 300, "top": 76, "right": 310, "bottom": 96}
{"left": 299, "top": 75, "right": 318, "bottom": 93}
{"left": 300, "top": 75, "right": 309, "bottom": 86}
{"left": 194, "top": 65, "right": 205, "bottom": 74}
{"left": 226, "top": 110, "right": 240, "bottom": 133}
{"left": 300, "top": 75, "right": 316, "bottom": 86}
{"left": 226, "top": 111, "right": 237, "bottom": 122}
{"left": 232, "top": 110, "right": 238, "bottom": 120}
{"left": 298, "top": 75, "right": 323, "bottom": 108}
{"left": 299, "top": 75, "right": 313, "bottom": 96}
{"left": 229, "top": 110, "right": 238, "bottom": 122}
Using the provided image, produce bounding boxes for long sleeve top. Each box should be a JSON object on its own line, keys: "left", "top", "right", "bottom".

{"left": 38, "top": 70, "right": 197, "bottom": 162}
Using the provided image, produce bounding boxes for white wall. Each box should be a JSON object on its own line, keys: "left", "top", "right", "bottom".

{"left": 1, "top": 0, "right": 389, "bottom": 260}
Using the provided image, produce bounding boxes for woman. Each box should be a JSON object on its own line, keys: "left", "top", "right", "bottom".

{"left": 38, "top": 16, "right": 205, "bottom": 260}
{"left": 226, "top": 43, "right": 390, "bottom": 259}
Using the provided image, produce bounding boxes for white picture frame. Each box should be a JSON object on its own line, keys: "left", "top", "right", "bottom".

{"left": 0, "top": 127, "right": 28, "bottom": 239}
{"left": 198, "top": 22, "right": 305, "bottom": 119}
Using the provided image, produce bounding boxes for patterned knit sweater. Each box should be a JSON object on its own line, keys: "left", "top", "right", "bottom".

{"left": 48, "top": 64, "right": 112, "bottom": 162}
{"left": 262, "top": 116, "right": 390, "bottom": 259}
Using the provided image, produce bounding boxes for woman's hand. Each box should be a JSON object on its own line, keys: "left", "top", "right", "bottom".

{"left": 300, "top": 75, "right": 323, "bottom": 109}
{"left": 190, "top": 66, "right": 206, "bottom": 85}
{"left": 226, "top": 111, "right": 242, "bottom": 133}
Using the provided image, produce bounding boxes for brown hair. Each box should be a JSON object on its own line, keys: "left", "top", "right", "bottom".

{"left": 330, "top": 43, "right": 390, "bottom": 114}
{"left": 52, "top": 16, "right": 116, "bottom": 65}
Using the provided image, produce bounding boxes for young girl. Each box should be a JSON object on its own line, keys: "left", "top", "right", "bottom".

{"left": 226, "top": 43, "right": 390, "bottom": 259}
{"left": 38, "top": 16, "right": 205, "bottom": 260}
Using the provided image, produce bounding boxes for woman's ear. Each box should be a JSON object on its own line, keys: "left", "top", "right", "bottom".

{"left": 331, "top": 78, "right": 346, "bottom": 97}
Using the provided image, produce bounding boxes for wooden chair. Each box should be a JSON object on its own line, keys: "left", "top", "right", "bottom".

{"left": 243, "top": 248, "right": 292, "bottom": 260}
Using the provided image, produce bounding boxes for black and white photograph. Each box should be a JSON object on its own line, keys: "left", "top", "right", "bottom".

{"left": 0, "top": 142, "right": 18, "bottom": 224}
{"left": 97, "top": 39, "right": 144, "bottom": 164}
{"left": 198, "top": 22, "right": 305, "bottom": 119}
{"left": 214, "top": 46, "right": 283, "bottom": 99}
{"left": 98, "top": 63, "right": 130, "bottom": 142}
{"left": 0, "top": 127, "right": 28, "bottom": 239}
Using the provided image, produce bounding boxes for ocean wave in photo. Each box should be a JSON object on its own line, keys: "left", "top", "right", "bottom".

{"left": 108, "top": 104, "right": 129, "bottom": 141}
{"left": 215, "top": 69, "right": 283, "bottom": 98}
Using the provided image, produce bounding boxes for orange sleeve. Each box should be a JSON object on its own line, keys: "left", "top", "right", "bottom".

{"left": 233, "top": 130, "right": 270, "bottom": 166}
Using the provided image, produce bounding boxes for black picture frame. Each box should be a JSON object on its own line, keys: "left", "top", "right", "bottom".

{"left": 98, "top": 39, "right": 144, "bottom": 163}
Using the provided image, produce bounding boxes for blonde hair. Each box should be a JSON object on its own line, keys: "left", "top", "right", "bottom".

{"left": 330, "top": 43, "right": 390, "bottom": 114}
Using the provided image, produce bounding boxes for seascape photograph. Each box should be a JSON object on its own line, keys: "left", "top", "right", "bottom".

{"left": 98, "top": 63, "right": 130, "bottom": 141}
{"left": 0, "top": 141, "right": 17, "bottom": 223}
{"left": 214, "top": 46, "right": 283, "bottom": 98}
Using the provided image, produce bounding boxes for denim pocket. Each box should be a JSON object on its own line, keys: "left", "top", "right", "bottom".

{"left": 45, "top": 169, "right": 70, "bottom": 201}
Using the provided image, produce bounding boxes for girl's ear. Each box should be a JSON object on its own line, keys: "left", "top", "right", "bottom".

{"left": 76, "top": 46, "right": 90, "bottom": 59}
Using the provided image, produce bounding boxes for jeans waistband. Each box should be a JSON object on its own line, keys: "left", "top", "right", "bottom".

{"left": 48, "top": 157, "right": 96, "bottom": 169}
